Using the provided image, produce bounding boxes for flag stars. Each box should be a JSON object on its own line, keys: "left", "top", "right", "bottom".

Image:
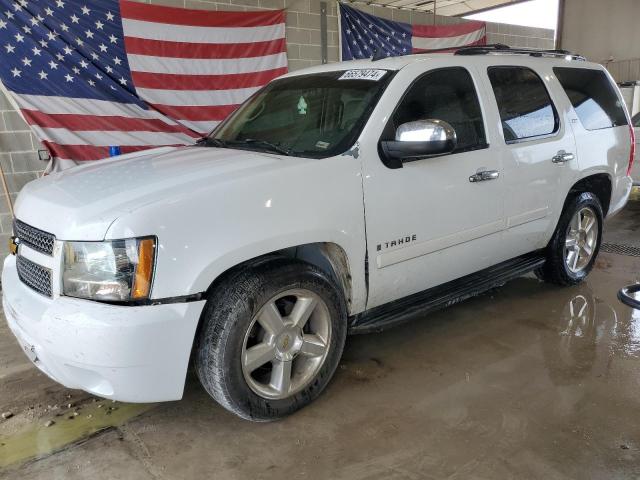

{"left": 14, "top": 32, "right": 25, "bottom": 42}
{"left": 109, "top": 34, "right": 117, "bottom": 44}
{"left": 90, "top": 51, "right": 99, "bottom": 60}
{"left": 29, "top": 16, "right": 39, "bottom": 26}
{"left": 47, "top": 30, "right": 58, "bottom": 41}
{"left": 113, "top": 56, "right": 122, "bottom": 66}
{"left": 55, "top": 52, "right": 64, "bottom": 61}
{"left": 63, "top": 45, "right": 73, "bottom": 55}
{"left": 70, "top": 14, "right": 79, "bottom": 24}
{"left": 95, "top": 72, "right": 103, "bottom": 80}
{"left": 32, "top": 46, "right": 42, "bottom": 56}
{"left": 56, "top": 0, "right": 64, "bottom": 7}
{"left": 0, "top": 19, "right": 6, "bottom": 29}
{"left": 81, "top": 5, "right": 90, "bottom": 15}
{"left": 105, "top": 65, "right": 113, "bottom": 73}
{"left": 119, "top": 77, "right": 127, "bottom": 86}
{"left": 105, "top": 11, "right": 114, "bottom": 21}
{"left": 79, "top": 59, "right": 88, "bottom": 68}
{"left": 39, "top": 39, "right": 48, "bottom": 48}
{"left": 19, "top": 0, "right": 28, "bottom": 7}
{"left": 64, "top": 73, "right": 73, "bottom": 82}
{"left": 22, "top": 25, "right": 31, "bottom": 34}
{"left": 48, "top": 60, "right": 58, "bottom": 69}
{"left": 11, "top": 67, "right": 21, "bottom": 77}
{"left": 60, "top": 23, "right": 69, "bottom": 32}
{"left": 72, "top": 66, "right": 80, "bottom": 74}
{"left": 95, "top": 20, "right": 104, "bottom": 30}
{"left": 75, "top": 37, "right": 84, "bottom": 46}
{"left": 44, "top": 7, "right": 54, "bottom": 16}
{"left": 5, "top": 10, "right": 14, "bottom": 19}
{"left": 21, "top": 57, "right": 32, "bottom": 67}
{"left": 85, "top": 29, "right": 94, "bottom": 39}
{"left": 38, "top": 70, "right": 48, "bottom": 80}
{"left": 3, "top": 43, "right": 12, "bottom": 53}
{"left": 88, "top": 79, "right": 95, "bottom": 86}
{"left": 98, "top": 43, "right": 107, "bottom": 52}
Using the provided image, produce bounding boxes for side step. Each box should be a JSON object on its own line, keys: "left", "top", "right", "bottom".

{"left": 349, "top": 252, "right": 546, "bottom": 334}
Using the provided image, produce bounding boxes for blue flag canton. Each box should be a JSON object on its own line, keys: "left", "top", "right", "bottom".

{"left": 340, "top": 4, "right": 411, "bottom": 61}
{"left": 0, "top": 0, "right": 139, "bottom": 103}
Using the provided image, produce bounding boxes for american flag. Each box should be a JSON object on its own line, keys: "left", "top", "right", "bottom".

{"left": 0, "top": 0, "right": 287, "bottom": 165}
{"left": 340, "top": 3, "right": 486, "bottom": 60}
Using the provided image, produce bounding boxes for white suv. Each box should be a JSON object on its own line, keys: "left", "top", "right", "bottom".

{"left": 3, "top": 46, "right": 634, "bottom": 421}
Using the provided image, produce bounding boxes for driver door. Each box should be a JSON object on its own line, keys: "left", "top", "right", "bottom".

{"left": 362, "top": 65, "right": 506, "bottom": 309}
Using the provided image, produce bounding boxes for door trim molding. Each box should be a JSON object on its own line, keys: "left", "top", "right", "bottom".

{"left": 376, "top": 220, "right": 504, "bottom": 268}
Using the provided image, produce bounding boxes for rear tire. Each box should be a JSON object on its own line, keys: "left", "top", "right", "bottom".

{"left": 536, "top": 192, "right": 603, "bottom": 286}
{"left": 195, "top": 257, "right": 347, "bottom": 421}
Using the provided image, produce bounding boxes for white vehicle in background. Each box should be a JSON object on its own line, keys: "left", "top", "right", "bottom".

{"left": 3, "top": 45, "right": 634, "bottom": 421}
{"left": 631, "top": 112, "right": 640, "bottom": 185}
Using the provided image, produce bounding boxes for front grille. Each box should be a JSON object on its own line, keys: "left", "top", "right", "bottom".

{"left": 601, "top": 243, "right": 640, "bottom": 257}
{"left": 16, "top": 255, "right": 53, "bottom": 297}
{"left": 14, "top": 219, "right": 55, "bottom": 256}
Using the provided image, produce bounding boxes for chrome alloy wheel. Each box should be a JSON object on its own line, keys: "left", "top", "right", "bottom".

{"left": 241, "top": 289, "right": 332, "bottom": 400}
{"left": 564, "top": 207, "right": 598, "bottom": 273}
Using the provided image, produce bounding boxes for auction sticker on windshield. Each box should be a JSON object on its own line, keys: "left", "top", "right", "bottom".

{"left": 339, "top": 69, "right": 387, "bottom": 81}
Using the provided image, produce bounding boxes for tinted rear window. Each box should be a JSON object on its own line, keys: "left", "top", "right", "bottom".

{"left": 554, "top": 67, "right": 628, "bottom": 130}
{"left": 487, "top": 66, "right": 559, "bottom": 142}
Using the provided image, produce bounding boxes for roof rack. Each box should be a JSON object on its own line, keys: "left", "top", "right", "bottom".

{"left": 454, "top": 44, "right": 586, "bottom": 61}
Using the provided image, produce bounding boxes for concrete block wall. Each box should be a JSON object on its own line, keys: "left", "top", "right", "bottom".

{"left": 0, "top": 92, "right": 47, "bottom": 251}
{"left": 0, "top": 0, "right": 554, "bottom": 255}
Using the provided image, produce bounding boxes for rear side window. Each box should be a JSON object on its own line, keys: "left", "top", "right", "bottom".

{"left": 554, "top": 67, "right": 628, "bottom": 130}
{"left": 488, "top": 66, "right": 559, "bottom": 142}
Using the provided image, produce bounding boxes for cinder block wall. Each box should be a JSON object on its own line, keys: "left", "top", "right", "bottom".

{"left": 0, "top": 0, "right": 554, "bottom": 253}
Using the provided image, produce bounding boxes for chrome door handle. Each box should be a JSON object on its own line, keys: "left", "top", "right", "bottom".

{"left": 552, "top": 151, "right": 575, "bottom": 163}
{"left": 469, "top": 170, "right": 500, "bottom": 183}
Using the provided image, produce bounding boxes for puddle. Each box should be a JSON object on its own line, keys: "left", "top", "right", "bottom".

{"left": 0, "top": 401, "right": 155, "bottom": 468}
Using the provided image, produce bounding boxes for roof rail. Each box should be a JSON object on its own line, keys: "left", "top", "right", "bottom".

{"left": 454, "top": 43, "right": 586, "bottom": 61}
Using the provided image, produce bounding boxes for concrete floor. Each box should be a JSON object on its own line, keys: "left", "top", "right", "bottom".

{"left": 2, "top": 194, "right": 640, "bottom": 479}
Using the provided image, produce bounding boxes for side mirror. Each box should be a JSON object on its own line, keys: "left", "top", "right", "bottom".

{"left": 380, "top": 119, "right": 457, "bottom": 166}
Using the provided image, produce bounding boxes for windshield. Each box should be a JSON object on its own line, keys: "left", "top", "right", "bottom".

{"left": 206, "top": 70, "right": 393, "bottom": 158}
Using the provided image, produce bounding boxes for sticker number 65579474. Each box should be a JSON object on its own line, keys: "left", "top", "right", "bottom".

{"left": 338, "top": 69, "right": 387, "bottom": 81}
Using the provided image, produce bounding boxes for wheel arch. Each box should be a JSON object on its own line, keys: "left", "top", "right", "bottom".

{"left": 199, "top": 241, "right": 357, "bottom": 315}
{"left": 565, "top": 173, "right": 612, "bottom": 216}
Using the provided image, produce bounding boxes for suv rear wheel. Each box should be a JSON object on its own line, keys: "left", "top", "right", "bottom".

{"left": 195, "top": 257, "right": 347, "bottom": 421}
{"left": 536, "top": 192, "right": 603, "bottom": 286}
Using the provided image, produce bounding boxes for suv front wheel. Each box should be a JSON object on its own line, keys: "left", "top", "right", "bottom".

{"left": 195, "top": 257, "right": 347, "bottom": 421}
{"left": 536, "top": 192, "right": 603, "bottom": 286}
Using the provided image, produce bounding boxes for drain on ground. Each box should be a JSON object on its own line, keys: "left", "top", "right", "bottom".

{"left": 601, "top": 243, "right": 640, "bottom": 257}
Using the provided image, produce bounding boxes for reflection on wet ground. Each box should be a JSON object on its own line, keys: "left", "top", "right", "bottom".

{"left": 2, "top": 203, "right": 640, "bottom": 478}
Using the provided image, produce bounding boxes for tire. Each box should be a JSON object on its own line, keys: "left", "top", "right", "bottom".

{"left": 195, "top": 257, "right": 347, "bottom": 421}
{"left": 536, "top": 192, "right": 603, "bottom": 286}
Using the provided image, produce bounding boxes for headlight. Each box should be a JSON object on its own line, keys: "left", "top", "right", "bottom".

{"left": 62, "top": 237, "right": 156, "bottom": 302}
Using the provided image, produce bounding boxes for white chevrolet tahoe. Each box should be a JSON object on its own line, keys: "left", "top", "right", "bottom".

{"left": 3, "top": 46, "right": 634, "bottom": 421}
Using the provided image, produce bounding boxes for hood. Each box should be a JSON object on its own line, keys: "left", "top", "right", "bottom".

{"left": 14, "top": 146, "right": 297, "bottom": 240}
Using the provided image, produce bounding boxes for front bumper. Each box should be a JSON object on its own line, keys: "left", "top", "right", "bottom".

{"left": 2, "top": 255, "right": 206, "bottom": 402}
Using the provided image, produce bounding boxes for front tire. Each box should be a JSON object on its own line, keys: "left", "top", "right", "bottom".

{"left": 536, "top": 192, "right": 603, "bottom": 286}
{"left": 195, "top": 257, "right": 347, "bottom": 421}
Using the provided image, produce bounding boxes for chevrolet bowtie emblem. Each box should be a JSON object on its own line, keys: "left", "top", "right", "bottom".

{"left": 9, "top": 236, "right": 18, "bottom": 255}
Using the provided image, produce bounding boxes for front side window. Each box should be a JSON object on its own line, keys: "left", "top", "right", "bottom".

{"left": 383, "top": 67, "right": 487, "bottom": 153}
{"left": 554, "top": 67, "right": 628, "bottom": 131}
{"left": 488, "top": 66, "right": 559, "bottom": 142}
{"left": 208, "top": 70, "right": 393, "bottom": 158}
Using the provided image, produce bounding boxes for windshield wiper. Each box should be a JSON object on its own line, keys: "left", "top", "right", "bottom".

{"left": 197, "top": 137, "right": 229, "bottom": 148}
{"left": 234, "top": 138, "right": 292, "bottom": 156}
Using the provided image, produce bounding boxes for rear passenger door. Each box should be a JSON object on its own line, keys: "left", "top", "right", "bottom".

{"left": 483, "top": 64, "right": 579, "bottom": 258}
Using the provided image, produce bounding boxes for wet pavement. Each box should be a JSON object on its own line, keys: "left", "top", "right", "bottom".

{"left": 2, "top": 194, "right": 640, "bottom": 479}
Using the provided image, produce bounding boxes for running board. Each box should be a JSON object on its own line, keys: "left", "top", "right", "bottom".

{"left": 349, "top": 252, "right": 546, "bottom": 334}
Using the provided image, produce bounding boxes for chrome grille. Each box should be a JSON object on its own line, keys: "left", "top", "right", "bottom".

{"left": 14, "top": 219, "right": 55, "bottom": 256}
{"left": 16, "top": 255, "right": 53, "bottom": 297}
